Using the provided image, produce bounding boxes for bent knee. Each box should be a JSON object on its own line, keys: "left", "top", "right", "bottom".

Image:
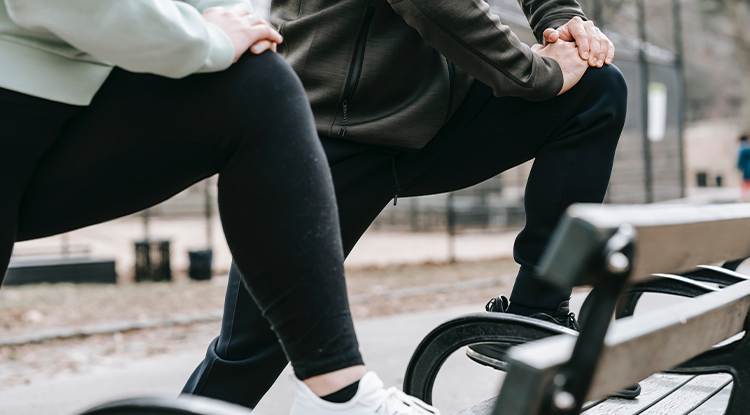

{"left": 229, "top": 52, "right": 307, "bottom": 103}
{"left": 578, "top": 64, "right": 628, "bottom": 124}
{"left": 216, "top": 52, "right": 313, "bottom": 134}
{"left": 582, "top": 64, "right": 627, "bottom": 104}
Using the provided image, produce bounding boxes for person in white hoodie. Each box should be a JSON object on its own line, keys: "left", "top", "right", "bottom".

{"left": 0, "top": 1, "right": 437, "bottom": 414}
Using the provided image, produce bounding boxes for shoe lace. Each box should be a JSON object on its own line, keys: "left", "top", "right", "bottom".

{"left": 565, "top": 312, "right": 580, "bottom": 331}
{"left": 378, "top": 387, "right": 438, "bottom": 415}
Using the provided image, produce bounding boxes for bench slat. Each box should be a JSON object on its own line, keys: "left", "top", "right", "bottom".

{"left": 690, "top": 382, "right": 733, "bottom": 415}
{"left": 640, "top": 374, "right": 732, "bottom": 415}
{"left": 539, "top": 204, "right": 750, "bottom": 287}
{"left": 498, "top": 279, "right": 750, "bottom": 409}
{"left": 582, "top": 374, "right": 695, "bottom": 415}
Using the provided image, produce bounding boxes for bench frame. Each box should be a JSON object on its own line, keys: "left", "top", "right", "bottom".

{"left": 494, "top": 204, "right": 750, "bottom": 415}
{"left": 405, "top": 203, "right": 750, "bottom": 415}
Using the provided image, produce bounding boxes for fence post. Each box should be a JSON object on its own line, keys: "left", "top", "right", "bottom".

{"left": 447, "top": 193, "right": 456, "bottom": 263}
{"left": 636, "top": 0, "right": 654, "bottom": 203}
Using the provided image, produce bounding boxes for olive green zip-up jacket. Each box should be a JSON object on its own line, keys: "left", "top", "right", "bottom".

{"left": 272, "top": 0, "right": 586, "bottom": 149}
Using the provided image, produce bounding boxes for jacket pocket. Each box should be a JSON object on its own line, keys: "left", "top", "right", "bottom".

{"left": 445, "top": 58, "right": 455, "bottom": 122}
{"left": 337, "top": 6, "right": 376, "bottom": 137}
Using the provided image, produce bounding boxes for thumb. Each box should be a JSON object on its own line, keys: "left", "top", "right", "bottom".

{"left": 531, "top": 43, "right": 544, "bottom": 52}
{"left": 543, "top": 28, "right": 559, "bottom": 45}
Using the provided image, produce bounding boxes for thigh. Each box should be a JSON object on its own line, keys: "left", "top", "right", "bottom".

{"left": 321, "top": 136, "right": 400, "bottom": 255}
{"left": 16, "top": 53, "right": 285, "bottom": 241}
{"left": 399, "top": 65, "right": 622, "bottom": 197}
{"left": 0, "top": 88, "right": 80, "bottom": 272}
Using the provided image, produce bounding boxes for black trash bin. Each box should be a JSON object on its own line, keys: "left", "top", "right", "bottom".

{"left": 134, "top": 240, "right": 172, "bottom": 282}
{"left": 697, "top": 172, "right": 708, "bottom": 187}
{"left": 188, "top": 250, "right": 213, "bottom": 281}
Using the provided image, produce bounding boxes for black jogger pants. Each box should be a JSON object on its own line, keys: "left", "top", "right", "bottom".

{"left": 184, "top": 64, "right": 628, "bottom": 408}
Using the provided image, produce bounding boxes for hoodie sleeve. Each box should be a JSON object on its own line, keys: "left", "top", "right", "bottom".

{"left": 519, "top": 0, "right": 586, "bottom": 44}
{"left": 4, "top": 0, "right": 251, "bottom": 78}
{"left": 183, "top": 0, "right": 254, "bottom": 14}
{"left": 387, "top": 0, "right": 564, "bottom": 101}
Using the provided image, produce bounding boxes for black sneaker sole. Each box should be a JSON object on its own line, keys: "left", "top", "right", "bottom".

{"left": 466, "top": 347, "right": 509, "bottom": 370}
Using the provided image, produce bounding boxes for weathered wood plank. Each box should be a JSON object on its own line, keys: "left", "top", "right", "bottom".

{"left": 453, "top": 374, "right": 731, "bottom": 415}
{"left": 500, "top": 279, "right": 750, "bottom": 403}
{"left": 582, "top": 374, "right": 693, "bottom": 415}
{"left": 640, "top": 374, "right": 732, "bottom": 415}
{"left": 539, "top": 203, "right": 750, "bottom": 287}
{"left": 453, "top": 397, "right": 496, "bottom": 415}
{"left": 690, "top": 382, "right": 733, "bottom": 415}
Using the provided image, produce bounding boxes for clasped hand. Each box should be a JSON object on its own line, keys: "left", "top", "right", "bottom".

{"left": 533, "top": 16, "right": 615, "bottom": 95}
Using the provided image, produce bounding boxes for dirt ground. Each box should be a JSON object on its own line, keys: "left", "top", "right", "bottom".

{"left": 0, "top": 259, "right": 520, "bottom": 389}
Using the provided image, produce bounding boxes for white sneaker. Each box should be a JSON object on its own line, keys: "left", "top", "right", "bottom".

{"left": 289, "top": 372, "right": 440, "bottom": 415}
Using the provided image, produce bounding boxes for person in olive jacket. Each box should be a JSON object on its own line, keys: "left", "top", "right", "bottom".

{"left": 184, "top": 0, "right": 630, "bottom": 407}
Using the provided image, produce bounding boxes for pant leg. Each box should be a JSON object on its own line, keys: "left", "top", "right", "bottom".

{"left": 182, "top": 264, "right": 288, "bottom": 408}
{"left": 183, "top": 136, "right": 398, "bottom": 407}
{"left": 15, "top": 52, "right": 363, "bottom": 380}
{"left": 396, "top": 65, "right": 627, "bottom": 309}
{"left": 185, "top": 64, "right": 626, "bottom": 406}
{"left": 0, "top": 89, "right": 80, "bottom": 283}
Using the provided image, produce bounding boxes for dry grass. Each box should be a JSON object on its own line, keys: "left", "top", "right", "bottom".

{"left": 0, "top": 259, "right": 520, "bottom": 388}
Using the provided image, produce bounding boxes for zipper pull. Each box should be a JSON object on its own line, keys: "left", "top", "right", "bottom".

{"left": 394, "top": 188, "right": 401, "bottom": 206}
{"left": 337, "top": 100, "right": 348, "bottom": 137}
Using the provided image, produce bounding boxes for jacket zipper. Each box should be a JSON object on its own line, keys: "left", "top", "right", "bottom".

{"left": 338, "top": 6, "right": 377, "bottom": 137}
{"left": 445, "top": 59, "right": 455, "bottom": 121}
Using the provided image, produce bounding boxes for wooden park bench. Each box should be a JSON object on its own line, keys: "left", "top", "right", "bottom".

{"left": 74, "top": 202, "right": 750, "bottom": 414}
{"left": 403, "top": 203, "right": 750, "bottom": 415}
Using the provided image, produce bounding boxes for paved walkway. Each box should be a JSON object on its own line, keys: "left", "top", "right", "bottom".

{"left": 0, "top": 304, "right": 493, "bottom": 415}
{"left": 0, "top": 284, "right": 717, "bottom": 415}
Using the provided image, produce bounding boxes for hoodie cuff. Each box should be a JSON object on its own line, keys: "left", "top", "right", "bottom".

{"left": 533, "top": 14, "right": 586, "bottom": 44}
{"left": 523, "top": 55, "right": 564, "bottom": 102}
{"left": 197, "top": 21, "right": 235, "bottom": 73}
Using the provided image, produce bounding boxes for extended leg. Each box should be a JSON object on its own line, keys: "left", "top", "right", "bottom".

{"left": 15, "top": 52, "right": 363, "bottom": 381}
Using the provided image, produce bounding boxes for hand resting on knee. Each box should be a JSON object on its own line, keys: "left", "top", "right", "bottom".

{"left": 202, "top": 6, "right": 283, "bottom": 62}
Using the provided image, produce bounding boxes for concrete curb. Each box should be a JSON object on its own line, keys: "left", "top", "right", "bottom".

{"left": 0, "top": 274, "right": 511, "bottom": 347}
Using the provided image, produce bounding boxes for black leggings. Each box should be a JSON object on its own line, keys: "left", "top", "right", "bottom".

{"left": 1, "top": 52, "right": 362, "bottom": 380}
{"left": 184, "top": 64, "right": 628, "bottom": 408}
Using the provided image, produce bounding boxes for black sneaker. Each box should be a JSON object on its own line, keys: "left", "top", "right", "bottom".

{"left": 467, "top": 296, "right": 641, "bottom": 399}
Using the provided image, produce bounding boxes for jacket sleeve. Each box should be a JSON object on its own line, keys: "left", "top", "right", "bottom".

{"left": 519, "top": 0, "right": 586, "bottom": 44}
{"left": 387, "top": 0, "right": 564, "bottom": 101}
{"left": 4, "top": 0, "right": 251, "bottom": 78}
{"left": 183, "top": 0, "right": 254, "bottom": 14}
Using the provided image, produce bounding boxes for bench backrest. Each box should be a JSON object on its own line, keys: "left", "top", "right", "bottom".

{"left": 538, "top": 203, "right": 750, "bottom": 286}
{"left": 494, "top": 203, "right": 750, "bottom": 415}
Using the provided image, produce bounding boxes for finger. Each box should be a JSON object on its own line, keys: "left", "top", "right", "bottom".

{"left": 596, "top": 29, "right": 608, "bottom": 67}
{"left": 230, "top": 4, "right": 251, "bottom": 16}
{"left": 246, "top": 24, "right": 283, "bottom": 45}
{"left": 272, "top": 42, "right": 277, "bottom": 53}
{"left": 605, "top": 40, "right": 615, "bottom": 65}
{"left": 251, "top": 40, "right": 274, "bottom": 54}
{"left": 543, "top": 28, "right": 559, "bottom": 45}
{"left": 248, "top": 16, "right": 271, "bottom": 26}
{"left": 202, "top": 6, "right": 226, "bottom": 17}
{"left": 569, "top": 19, "right": 589, "bottom": 60}
{"left": 585, "top": 23, "right": 600, "bottom": 66}
{"left": 555, "top": 23, "right": 574, "bottom": 42}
